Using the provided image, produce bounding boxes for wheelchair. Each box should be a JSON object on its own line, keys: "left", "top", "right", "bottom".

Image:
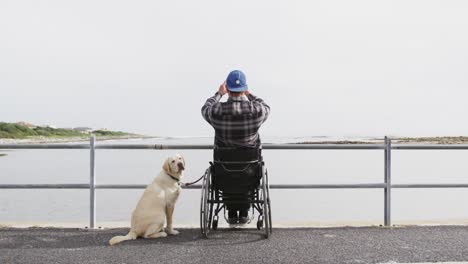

{"left": 200, "top": 145, "right": 272, "bottom": 238}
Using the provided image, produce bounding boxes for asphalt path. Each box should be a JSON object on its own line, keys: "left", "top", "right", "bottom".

{"left": 1, "top": 226, "right": 468, "bottom": 264}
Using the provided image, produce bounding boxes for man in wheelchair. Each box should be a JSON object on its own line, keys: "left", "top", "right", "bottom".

{"left": 201, "top": 70, "right": 270, "bottom": 225}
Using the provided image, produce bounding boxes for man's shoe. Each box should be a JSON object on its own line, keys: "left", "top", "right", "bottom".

{"left": 228, "top": 217, "right": 238, "bottom": 225}
{"left": 227, "top": 210, "right": 238, "bottom": 225}
{"left": 239, "top": 210, "right": 249, "bottom": 225}
{"left": 239, "top": 216, "right": 249, "bottom": 225}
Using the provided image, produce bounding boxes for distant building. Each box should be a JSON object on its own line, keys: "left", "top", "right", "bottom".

{"left": 73, "top": 127, "right": 94, "bottom": 133}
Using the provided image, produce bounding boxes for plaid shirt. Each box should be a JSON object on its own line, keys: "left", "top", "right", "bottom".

{"left": 202, "top": 92, "right": 270, "bottom": 148}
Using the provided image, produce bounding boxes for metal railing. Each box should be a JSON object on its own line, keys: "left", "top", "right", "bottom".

{"left": 1, "top": 135, "right": 468, "bottom": 228}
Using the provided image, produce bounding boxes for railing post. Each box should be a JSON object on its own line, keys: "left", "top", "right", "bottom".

{"left": 90, "top": 135, "right": 96, "bottom": 229}
{"left": 384, "top": 136, "right": 392, "bottom": 226}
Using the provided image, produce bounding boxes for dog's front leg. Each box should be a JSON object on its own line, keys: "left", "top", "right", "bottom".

{"left": 165, "top": 205, "right": 179, "bottom": 235}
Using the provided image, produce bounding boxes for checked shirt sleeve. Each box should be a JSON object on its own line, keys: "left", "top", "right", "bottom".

{"left": 201, "top": 92, "right": 223, "bottom": 125}
{"left": 247, "top": 93, "right": 271, "bottom": 124}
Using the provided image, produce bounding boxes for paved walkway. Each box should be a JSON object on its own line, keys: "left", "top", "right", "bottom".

{"left": 1, "top": 226, "right": 468, "bottom": 264}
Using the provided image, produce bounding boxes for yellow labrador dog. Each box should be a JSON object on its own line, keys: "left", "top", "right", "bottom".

{"left": 109, "top": 154, "right": 185, "bottom": 245}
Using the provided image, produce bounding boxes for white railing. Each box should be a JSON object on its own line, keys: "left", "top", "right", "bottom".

{"left": 1, "top": 136, "right": 468, "bottom": 228}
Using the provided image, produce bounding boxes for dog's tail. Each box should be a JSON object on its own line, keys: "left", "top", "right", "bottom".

{"left": 109, "top": 230, "right": 137, "bottom": 246}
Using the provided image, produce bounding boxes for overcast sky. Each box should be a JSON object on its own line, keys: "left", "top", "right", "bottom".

{"left": 1, "top": 0, "right": 467, "bottom": 137}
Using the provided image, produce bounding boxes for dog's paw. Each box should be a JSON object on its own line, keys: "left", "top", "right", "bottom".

{"left": 160, "top": 231, "right": 168, "bottom": 237}
{"left": 167, "top": 229, "right": 179, "bottom": 235}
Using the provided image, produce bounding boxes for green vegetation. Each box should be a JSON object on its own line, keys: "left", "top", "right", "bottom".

{"left": 0, "top": 123, "right": 83, "bottom": 139}
{"left": 92, "top": 130, "right": 130, "bottom": 137}
{"left": 0, "top": 122, "right": 134, "bottom": 139}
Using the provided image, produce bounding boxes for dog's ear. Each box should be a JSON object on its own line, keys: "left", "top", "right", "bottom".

{"left": 181, "top": 155, "right": 186, "bottom": 167}
{"left": 162, "top": 158, "right": 171, "bottom": 173}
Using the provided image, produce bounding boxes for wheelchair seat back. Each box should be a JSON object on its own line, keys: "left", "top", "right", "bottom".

{"left": 212, "top": 146, "right": 262, "bottom": 194}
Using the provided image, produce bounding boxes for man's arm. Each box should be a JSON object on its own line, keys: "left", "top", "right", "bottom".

{"left": 246, "top": 91, "right": 270, "bottom": 123}
{"left": 201, "top": 83, "right": 227, "bottom": 124}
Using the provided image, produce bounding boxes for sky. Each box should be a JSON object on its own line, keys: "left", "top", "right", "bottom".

{"left": 1, "top": 0, "right": 468, "bottom": 138}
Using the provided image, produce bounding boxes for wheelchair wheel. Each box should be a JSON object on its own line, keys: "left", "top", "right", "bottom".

{"left": 265, "top": 168, "right": 272, "bottom": 234}
{"left": 200, "top": 168, "right": 212, "bottom": 238}
{"left": 261, "top": 164, "right": 272, "bottom": 238}
{"left": 256, "top": 218, "right": 263, "bottom": 230}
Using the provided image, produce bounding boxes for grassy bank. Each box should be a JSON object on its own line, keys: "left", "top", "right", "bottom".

{"left": 0, "top": 122, "right": 139, "bottom": 141}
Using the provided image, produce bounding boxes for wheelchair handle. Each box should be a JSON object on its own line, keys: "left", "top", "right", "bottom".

{"left": 213, "top": 160, "right": 259, "bottom": 165}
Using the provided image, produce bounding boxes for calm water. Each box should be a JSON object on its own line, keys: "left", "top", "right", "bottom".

{"left": 1, "top": 136, "right": 468, "bottom": 227}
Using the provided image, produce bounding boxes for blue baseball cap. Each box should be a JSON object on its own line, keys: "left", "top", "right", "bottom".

{"left": 226, "top": 70, "right": 248, "bottom": 92}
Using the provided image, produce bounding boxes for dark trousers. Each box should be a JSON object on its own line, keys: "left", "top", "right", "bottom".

{"left": 225, "top": 192, "right": 251, "bottom": 212}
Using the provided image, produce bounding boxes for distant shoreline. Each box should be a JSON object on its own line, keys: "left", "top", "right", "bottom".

{"left": 0, "top": 135, "right": 159, "bottom": 144}
{"left": 0, "top": 122, "right": 157, "bottom": 144}
{"left": 296, "top": 136, "right": 468, "bottom": 145}
{"left": 1, "top": 136, "right": 468, "bottom": 145}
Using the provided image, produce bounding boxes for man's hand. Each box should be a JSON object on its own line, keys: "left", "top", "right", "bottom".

{"left": 218, "top": 82, "right": 228, "bottom": 96}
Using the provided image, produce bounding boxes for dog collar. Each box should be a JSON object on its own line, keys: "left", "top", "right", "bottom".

{"left": 166, "top": 173, "right": 180, "bottom": 183}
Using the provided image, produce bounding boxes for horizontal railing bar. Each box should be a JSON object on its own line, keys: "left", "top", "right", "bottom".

{"left": 208, "top": 200, "right": 264, "bottom": 203}
{"left": 0, "top": 144, "right": 90, "bottom": 149}
{"left": 96, "top": 183, "right": 388, "bottom": 189}
{"left": 0, "top": 183, "right": 387, "bottom": 189}
{"left": 270, "top": 183, "right": 387, "bottom": 189}
{"left": 262, "top": 144, "right": 386, "bottom": 150}
{"left": 392, "top": 184, "right": 468, "bottom": 188}
{"left": 2, "top": 183, "right": 468, "bottom": 189}
{"left": 0, "top": 184, "right": 90, "bottom": 189}
{"left": 96, "top": 184, "right": 148, "bottom": 189}
{"left": 2, "top": 143, "right": 468, "bottom": 150}
{"left": 97, "top": 144, "right": 214, "bottom": 150}
{"left": 0, "top": 143, "right": 387, "bottom": 150}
